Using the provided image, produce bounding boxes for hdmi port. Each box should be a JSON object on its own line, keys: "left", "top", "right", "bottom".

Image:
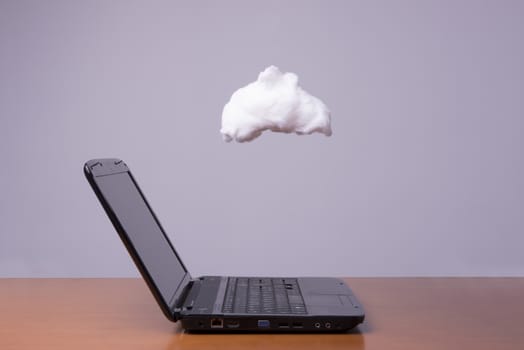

{"left": 226, "top": 321, "right": 240, "bottom": 328}
{"left": 292, "top": 322, "right": 303, "bottom": 328}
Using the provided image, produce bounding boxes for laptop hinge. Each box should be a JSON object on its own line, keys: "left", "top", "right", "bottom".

{"left": 172, "top": 279, "right": 198, "bottom": 317}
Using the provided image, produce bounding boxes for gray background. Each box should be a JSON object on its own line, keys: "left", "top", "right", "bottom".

{"left": 1, "top": 0, "right": 523, "bottom": 278}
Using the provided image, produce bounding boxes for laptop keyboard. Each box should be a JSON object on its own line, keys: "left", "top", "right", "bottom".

{"left": 222, "top": 277, "right": 307, "bottom": 314}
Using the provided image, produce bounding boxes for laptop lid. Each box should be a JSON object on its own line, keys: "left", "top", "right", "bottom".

{"left": 84, "top": 158, "right": 192, "bottom": 321}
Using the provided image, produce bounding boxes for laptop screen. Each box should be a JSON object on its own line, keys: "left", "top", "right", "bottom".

{"left": 95, "top": 171, "right": 187, "bottom": 305}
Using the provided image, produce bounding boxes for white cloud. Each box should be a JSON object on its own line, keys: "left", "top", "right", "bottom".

{"left": 221, "top": 66, "right": 332, "bottom": 142}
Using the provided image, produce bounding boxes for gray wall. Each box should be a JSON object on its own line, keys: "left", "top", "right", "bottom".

{"left": 1, "top": 0, "right": 523, "bottom": 277}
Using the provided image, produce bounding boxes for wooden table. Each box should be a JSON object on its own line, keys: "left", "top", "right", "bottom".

{"left": 1, "top": 278, "right": 523, "bottom": 350}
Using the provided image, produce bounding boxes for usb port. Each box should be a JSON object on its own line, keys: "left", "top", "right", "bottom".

{"left": 257, "top": 320, "right": 270, "bottom": 328}
{"left": 292, "top": 322, "right": 303, "bottom": 328}
{"left": 278, "top": 322, "right": 289, "bottom": 328}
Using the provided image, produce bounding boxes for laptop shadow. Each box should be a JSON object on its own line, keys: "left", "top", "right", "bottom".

{"left": 167, "top": 324, "right": 366, "bottom": 350}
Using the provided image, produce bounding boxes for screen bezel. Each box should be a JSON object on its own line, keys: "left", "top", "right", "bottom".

{"left": 84, "top": 159, "right": 191, "bottom": 321}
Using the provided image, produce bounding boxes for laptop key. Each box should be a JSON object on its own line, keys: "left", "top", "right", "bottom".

{"left": 222, "top": 277, "right": 306, "bottom": 314}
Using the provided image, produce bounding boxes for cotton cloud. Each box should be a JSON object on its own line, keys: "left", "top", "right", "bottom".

{"left": 220, "top": 66, "right": 332, "bottom": 142}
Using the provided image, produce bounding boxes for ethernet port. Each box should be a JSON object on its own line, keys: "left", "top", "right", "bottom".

{"left": 210, "top": 318, "right": 223, "bottom": 328}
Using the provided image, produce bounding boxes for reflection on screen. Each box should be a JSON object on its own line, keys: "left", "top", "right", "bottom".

{"left": 96, "top": 172, "right": 186, "bottom": 304}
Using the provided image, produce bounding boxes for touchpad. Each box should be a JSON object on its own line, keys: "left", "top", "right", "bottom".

{"left": 308, "top": 294, "right": 346, "bottom": 306}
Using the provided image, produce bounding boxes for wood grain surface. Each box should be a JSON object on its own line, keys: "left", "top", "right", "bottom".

{"left": 1, "top": 278, "right": 523, "bottom": 350}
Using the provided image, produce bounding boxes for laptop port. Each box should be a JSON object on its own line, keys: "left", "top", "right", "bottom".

{"left": 210, "top": 318, "right": 223, "bottom": 328}
{"left": 257, "top": 320, "right": 270, "bottom": 328}
{"left": 314, "top": 322, "right": 321, "bottom": 328}
{"left": 292, "top": 322, "right": 303, "bottom": 328}
{"left": 278, "top": 322, "right": 289, "bottom": 328}
{"left": 325, "top": 322, "right": 332, "bottom": 329}
{"left": 226, "top": 320, "right": 240, "bottom": 328}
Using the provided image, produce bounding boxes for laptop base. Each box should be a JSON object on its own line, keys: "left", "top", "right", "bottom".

{"left": 181, "top": 316, "right": 364, "bottom": 332}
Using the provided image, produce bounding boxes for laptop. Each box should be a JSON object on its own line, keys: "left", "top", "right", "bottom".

{"left": 84, "top": 158, "right": 365, "bottom": 332}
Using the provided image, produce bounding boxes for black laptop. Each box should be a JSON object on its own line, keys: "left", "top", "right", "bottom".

{"left": 84, "top": 158, "right": 365, "bottom": 332}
